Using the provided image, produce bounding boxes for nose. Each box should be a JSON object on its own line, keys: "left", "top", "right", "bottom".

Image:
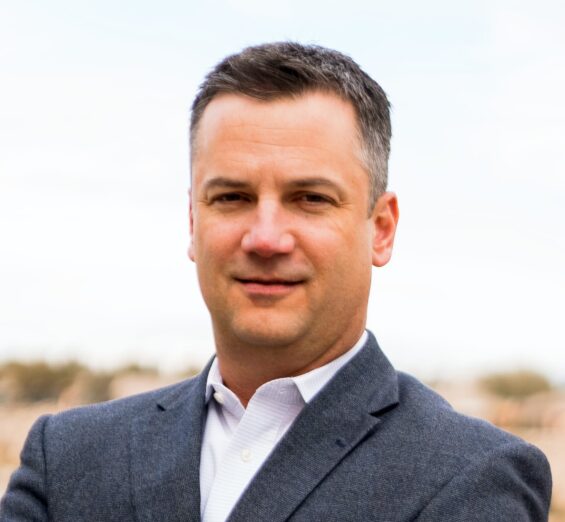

{"left": 241, "top": 200, "right": 295, "bottom": 257}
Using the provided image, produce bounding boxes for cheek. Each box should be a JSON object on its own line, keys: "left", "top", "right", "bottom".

{"left": 193, "top": 219, "right": 243, "bottom": 261}
{"left": 310, "top": 228, "right": 373, "bottom": 285}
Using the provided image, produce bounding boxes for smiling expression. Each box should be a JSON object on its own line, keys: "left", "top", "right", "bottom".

{"left": 190, "top": 91, "right": 396, "bottom": 371}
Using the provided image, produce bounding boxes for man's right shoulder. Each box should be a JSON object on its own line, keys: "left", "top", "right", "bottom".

{"left": 1, "top": 373, "right": 207, "bottom": 521}
{"left": 40, "top": 373, "right": 203, "bottom": 439}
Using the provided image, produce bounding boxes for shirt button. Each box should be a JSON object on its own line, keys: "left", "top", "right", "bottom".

{"left": 213, "top": 392, "right": 225, "bottom": 405}
{"left": 241, "top": 449, "right": 252, "bottom": 462}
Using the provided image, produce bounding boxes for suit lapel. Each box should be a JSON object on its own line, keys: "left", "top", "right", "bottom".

{"left": 228, "top": 333, "right": 399, "bottom": 522}
{"left": 129, "top": 364, "right": 211, "bottom": 522}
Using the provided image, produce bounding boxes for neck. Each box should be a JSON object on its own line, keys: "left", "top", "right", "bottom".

{"left": 213, "top": 328, "right": 365, "bottom": 407}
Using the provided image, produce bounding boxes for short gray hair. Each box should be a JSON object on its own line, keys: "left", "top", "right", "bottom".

{"left": 190, "top": 42, "right": 391, "bottom": 208}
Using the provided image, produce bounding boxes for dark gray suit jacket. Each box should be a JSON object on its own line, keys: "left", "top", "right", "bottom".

{"left": 1, "top": 333, "right": 552, "bottom": 521}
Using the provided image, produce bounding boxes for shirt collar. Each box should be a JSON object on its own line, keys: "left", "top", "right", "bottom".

{"left": 205, "top": 330, "right": 368, "bottom": 406}
{"left": 205, "top": 358, "right": 225, "bottom": 403}
{"left": 291, "top": 330, "right": 367, "bottom": 402}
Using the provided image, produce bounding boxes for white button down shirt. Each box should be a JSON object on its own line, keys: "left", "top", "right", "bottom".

{"left": 199, "top": 331, "right": 368, "bottom": 522}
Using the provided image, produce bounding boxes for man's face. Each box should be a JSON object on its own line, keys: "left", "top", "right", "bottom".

{"left": 190, "top": 91, "right": 397, "bottom": 364}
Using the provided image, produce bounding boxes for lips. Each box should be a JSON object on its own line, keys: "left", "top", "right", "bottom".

{"left": 235, "top": 278, "right": 302, "bottom": 285}
{"left": 234, "top": 276, "right": 304, "bottom": 297}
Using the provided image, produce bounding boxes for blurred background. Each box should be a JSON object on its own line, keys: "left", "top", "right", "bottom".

{"left": 1, "top": 0, "right": 564, "bottom": 517}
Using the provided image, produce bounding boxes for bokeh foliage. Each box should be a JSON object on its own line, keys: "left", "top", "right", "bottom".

{"left": 480, "top": 370, "right": 552, "bottom": 399}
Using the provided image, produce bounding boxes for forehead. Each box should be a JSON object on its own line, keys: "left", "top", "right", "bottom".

{"left": 191, "top": 91, "right": 362, "bottom": 166}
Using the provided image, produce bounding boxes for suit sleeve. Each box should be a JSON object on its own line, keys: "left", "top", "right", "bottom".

{"left": 0, "top": 415, "right": 50, "bottom": 522}
{"left": 415, "top": 440, "right": 552, "bottom": 521}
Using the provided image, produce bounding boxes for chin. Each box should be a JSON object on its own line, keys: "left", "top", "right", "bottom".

{"left": 230, "top": 314, "right": 307, "bottom": 349}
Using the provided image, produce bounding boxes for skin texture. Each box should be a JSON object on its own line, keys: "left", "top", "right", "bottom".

{"left": 190, "top": 92, "right": 399, "bottom": 405}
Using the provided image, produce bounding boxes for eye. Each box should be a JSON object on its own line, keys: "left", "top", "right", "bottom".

{"left": 297, "top": 193, "right": 335, "bottom": 205}
{"left": 211, "top": 192, "right": 249, "bottom": 203}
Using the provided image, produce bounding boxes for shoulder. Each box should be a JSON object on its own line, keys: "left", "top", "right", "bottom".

{"left": 347, "top": 333, "right": 547, "bottom": 468}
{"left": 341, "top": 368, "right": 552, "bottom": 519}
{"left": 21, "top": 375, "right": 205, "bottom": 499}
{"left": 391, "top": 372, "right": 552, "bottom": 518}
{"left": 0, "top": 376, "right": 205, "bottom": 521}
{"left": 39, "top": 375, "right": 202, "bottom": 444}
{"left": 394, "top": 371, "right": 529, "bottom": 454}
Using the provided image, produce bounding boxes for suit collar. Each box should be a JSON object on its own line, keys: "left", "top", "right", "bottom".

{"left": 127, "top": 333, "right": 398, "bottom": 522}
{"left": 228, "top": 331, "right": 399, "bottom": 521}
{"left": 129, "top": 360, "right": 212, "bottom": 522}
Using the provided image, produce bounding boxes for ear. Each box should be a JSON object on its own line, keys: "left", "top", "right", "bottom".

{"left": 188, "top": 189, "right": 196, "bottom": 262}
{"left": 371, "top": 192, "right": 399, "bottom": 267}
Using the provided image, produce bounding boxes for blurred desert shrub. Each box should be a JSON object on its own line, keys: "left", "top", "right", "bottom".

{"left": 479, "top": 370, "right": 552, "bottom": 399}
{"left": 114, "top": 363, "right": 158, "bottom": 376}
{"left": 0, "top": 361, "right": 83, "bottom": 402}
{"left": 0, "top": 361, "right": 113, "bottom": 404}
{"left": 64, "top": 371, "right": 113, "bottom": 404}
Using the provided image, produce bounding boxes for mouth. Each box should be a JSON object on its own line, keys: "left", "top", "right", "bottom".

{"left": 234, "top": 277, "right": 304, "bottom": 296}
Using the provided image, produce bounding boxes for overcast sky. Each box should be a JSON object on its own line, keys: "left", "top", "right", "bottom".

{"left": 1, "top": 0, "right": 564, "bottom": 382}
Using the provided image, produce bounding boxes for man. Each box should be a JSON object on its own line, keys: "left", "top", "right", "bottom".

{"left": 1, "top": 42, "right": 552, "bottom": 521}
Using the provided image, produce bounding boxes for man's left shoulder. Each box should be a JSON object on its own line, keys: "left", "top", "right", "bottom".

{"left": 379, "top": 372, "right": 553, "bottom": 519}
{"left": 394, "top": 371, "right": 552, "bottom": 494}
{"left": 395, "top": 371, "right": 542, "bottom": 455}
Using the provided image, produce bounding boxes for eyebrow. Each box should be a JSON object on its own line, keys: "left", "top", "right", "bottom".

{"left": 202, "top": 177, "right": 251, "bottom": 191}
{"left": 203, "top": 176, "right": 342, "bottom": 191}
{"left": 287, "top": 178, "right": 342, "bottom": 190}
